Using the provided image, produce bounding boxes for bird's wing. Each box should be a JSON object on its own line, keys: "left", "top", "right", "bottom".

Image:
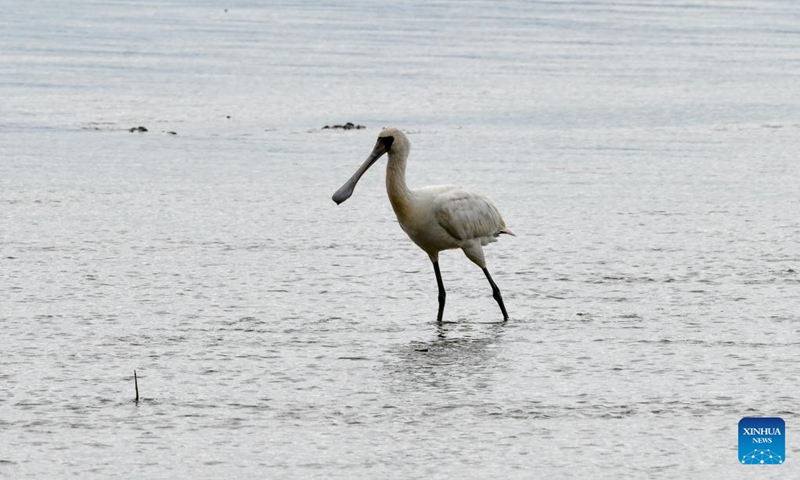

{"left": 434, "top": 189, "right": 507, "bottom": 241}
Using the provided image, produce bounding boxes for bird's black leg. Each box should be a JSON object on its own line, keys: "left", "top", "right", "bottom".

{"left": 433, "top": 261, "right": 446, "bottom": 323}
{"left": 483, "top": 268, "right": 509, "bottom": 321}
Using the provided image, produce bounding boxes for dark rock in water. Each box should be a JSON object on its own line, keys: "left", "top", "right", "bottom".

{"left": 166, "top": 131, "right": 177, "bottom": 135}
{"left": 323, "top": 122, "right": 365, "bottom": 130}
{"left": 129, "top": 126, "right": 148, "bottom": 132}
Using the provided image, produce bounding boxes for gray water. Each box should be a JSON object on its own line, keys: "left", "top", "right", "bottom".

{"left": 2, "top": 1, "right": 799, "bottom": 478}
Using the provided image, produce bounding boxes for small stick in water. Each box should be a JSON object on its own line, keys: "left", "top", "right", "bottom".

{"left": 134, "top": 369, "right": 140, "bottom": 403}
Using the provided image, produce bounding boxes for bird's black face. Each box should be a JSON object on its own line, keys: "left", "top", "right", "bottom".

{"left": 378, "top": 135, "right": 394, "bottom": 152}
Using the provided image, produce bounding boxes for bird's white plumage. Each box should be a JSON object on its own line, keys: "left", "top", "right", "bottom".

{"left": 377, "top": 128, "right": 513, "bottom": 266}
{"left": 434, "top": 188, "right": 509, "bottom": 244}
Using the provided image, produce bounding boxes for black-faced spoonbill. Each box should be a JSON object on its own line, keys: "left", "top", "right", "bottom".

{"left": 332, "top": 127, "right": 513, "bottom": 322}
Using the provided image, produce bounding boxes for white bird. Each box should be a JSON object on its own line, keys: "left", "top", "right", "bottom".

{"left": 332, "top": 127, "right": 514, "bottom": 322}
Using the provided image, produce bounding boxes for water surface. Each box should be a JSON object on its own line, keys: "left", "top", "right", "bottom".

{"left": 2, "top": 1, "right": 799, "bottom": 478}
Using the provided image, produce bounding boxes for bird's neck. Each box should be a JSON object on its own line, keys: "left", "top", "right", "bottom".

{"left": 386, "top": 150, "right": 412, "bottom": 218}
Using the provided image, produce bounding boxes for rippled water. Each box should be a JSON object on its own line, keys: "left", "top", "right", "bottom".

{"left": 2, "top": 1, "right": 799, "bottom": 478}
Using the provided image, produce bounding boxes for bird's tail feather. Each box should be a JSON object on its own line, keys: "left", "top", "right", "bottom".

{"left": 499, "top": 227, "right": 516, "bottom": 236}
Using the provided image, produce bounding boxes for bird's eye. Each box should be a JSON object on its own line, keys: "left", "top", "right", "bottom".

{"left": 380, "top": 136, "right": 394, "bottom": 150}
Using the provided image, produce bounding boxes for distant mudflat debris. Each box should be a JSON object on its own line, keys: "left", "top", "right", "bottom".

{"left": 323, "top": 122, "right": 365, "bottom": 130}
{"left": 126, "top": 126, "right": 177, "bottom": 135}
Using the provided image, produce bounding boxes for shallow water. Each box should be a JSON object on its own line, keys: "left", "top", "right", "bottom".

{"left": 2, "top": 1, "right": 799, "bottom": 478}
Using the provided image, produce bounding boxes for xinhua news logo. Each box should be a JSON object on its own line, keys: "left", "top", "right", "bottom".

{"left": 739, "top": 417, "right": 785, "bottom": 465}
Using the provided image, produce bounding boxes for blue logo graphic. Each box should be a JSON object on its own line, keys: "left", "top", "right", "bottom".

{"left": 739, "top": 417, "right": 785, "bottom": 465}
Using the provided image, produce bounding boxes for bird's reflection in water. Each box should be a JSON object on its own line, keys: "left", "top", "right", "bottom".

{"left": 385, "top": 322, "right": 507, "bottom": 396}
